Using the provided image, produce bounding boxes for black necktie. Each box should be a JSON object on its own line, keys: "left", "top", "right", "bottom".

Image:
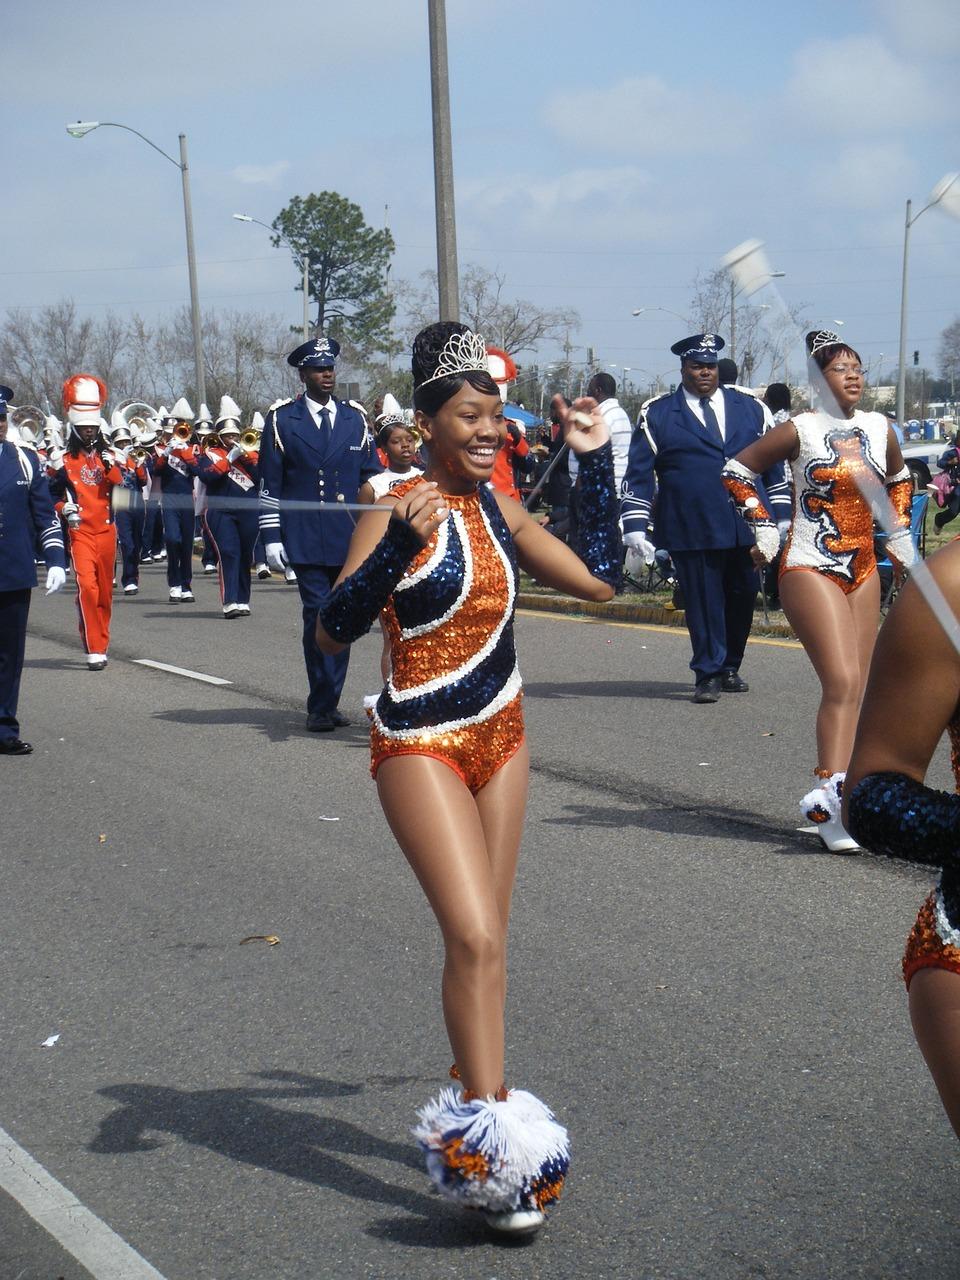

{"left": 319, "top": 406, "right": 331, "bottom": 440}
{"left": 699, "top": 396, "right": 723, "bottom": 447}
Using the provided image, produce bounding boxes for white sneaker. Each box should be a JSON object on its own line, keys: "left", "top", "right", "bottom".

{"left": 223, "top": 603, "right": 241, "bottom": 618}
{"left": 237, "top": 603, "right": 251, "bottom": 615}
{"left": 482, "top": 1208, "right": 545, "bottom": 1235}
{"left": 180, "top": 588, "right": 195, "bottom": 603}
{"left": 157, "top": 550, "right": 167, "bottom": 560}
{"left": 169, "top": 587, "right": 182, "bottom": 603}
{"left": 284, "top": 567, "right": 298, "bottom": 584}
{"left": 256, "top": 564, "right": 271, "bottom": 580}
{"left": 203, "top": 563, "right": 217, "bottom": 575}
{"left": 124, "top": 583, "right": 139, "bottom": 594}
{"left": 87, "top": 653, "right": 108, "bottom": 671}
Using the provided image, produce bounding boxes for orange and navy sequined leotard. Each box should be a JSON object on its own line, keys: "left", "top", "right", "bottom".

{"left": 781, "top": 410, "right": 893, "bottom": 595}
{"left": 369, "top": 477, "right": 524, "bottom": 793}
{"left": 901, "top": 712, "right": 960, "bottom": 988}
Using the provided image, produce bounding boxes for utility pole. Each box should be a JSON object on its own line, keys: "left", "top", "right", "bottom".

{"left": 427, "top": 0, "right": 460, "bottom": 321}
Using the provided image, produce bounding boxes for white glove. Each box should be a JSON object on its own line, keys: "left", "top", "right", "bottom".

{"left": 753, "top": 524, "right": 781, "bottom": 564}
{"left": 777, "top": 520, "right": 791, "bottom": 547}
{"left": 61, "top": 501, "right": 81, "bottom": 529}
{"left": 265, "top": 542, "right": 289, "bottom": 572}
{"left": 227, "top": 445, "right": 243, "bottom": 463}
{"left": 623, "top": 529, "right": 657, "bottom": 565}
{"left": 45, "top": 565, "right": 66, "bottom": 595}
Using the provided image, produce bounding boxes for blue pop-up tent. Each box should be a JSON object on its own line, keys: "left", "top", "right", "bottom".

{"left": 503, "top": 402, "right": 543, "bottom": 428}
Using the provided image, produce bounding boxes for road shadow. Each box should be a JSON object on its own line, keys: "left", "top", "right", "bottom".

{"left": 540, "top": 800, "right": 804, "bottom": 849}
{"left": 137, "top": 610, "right": 227, "bottom": 621}
{"left": 152, "top": 706, "right": 310, "bottom": 743}
{"left": 23, "top": 657, "right": 89, "bottom": 671}
{"left": 524, "top": 679, "right": 692, "bottom": 703}
{"left": 88, "top": 1069, "right": 484, "bottom": 1244}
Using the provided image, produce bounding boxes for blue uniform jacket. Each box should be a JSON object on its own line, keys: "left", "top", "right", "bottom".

{"left": 621, "top": 386, "right": 791, "bottom": 552}
{"left": 196, "top": 448, "right": 260, "bottom": 505}
{"left": 258, "top": 395, "right": 381, "bottom": 566}
{"left": 0, "top": 443, "right": 65, "bottom": 591}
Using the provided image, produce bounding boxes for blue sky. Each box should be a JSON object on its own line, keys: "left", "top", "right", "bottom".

{"left": 5, "top": 0, "right": 959, "bottom": 388}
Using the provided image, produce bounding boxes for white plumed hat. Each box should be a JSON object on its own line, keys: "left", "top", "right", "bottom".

{"left": 216, "top": 394, "right": 243, "bottom": 427}
{"left": 169, "top": 397, "right": 193, "bottom": 421}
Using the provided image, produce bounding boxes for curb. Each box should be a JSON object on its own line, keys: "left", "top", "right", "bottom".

{"left": 515, "top": 592, "right": 797, "bottom": 640}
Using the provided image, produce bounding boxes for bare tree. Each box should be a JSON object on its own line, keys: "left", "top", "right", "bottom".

{"left": 938, "top": 316, "right": 960, "bottom": 388}
{"left": 687, "top": 268, "right": 809, "bottom": 385}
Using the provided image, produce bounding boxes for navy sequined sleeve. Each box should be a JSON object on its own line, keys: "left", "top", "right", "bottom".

{"left": 319, "top": 517, "right": 424, "bottom": 644}
{"left": 847, "top": 771, "right": 960, "bottom": 870}
{"left": 576, "top": 442, "right": 622, "bottom": 590}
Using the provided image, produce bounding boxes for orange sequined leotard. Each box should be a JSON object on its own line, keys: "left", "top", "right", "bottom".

{"left": 902, "top": 712, "right": 960, "bottom": 988}
{"left": 369, "top": 476, "right": 524, "bottom": 793}
{"left": 780, "top": 410, "right": 891, "bottom": 595}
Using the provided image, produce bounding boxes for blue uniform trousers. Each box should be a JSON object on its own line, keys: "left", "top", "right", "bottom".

{"left": 141, "top": 499, "right": 164, "bottom": 556}
{"left": 0, "top": 588, "right": 30, "bottom": 742}
{"left": 204, "top": 509, "right": 257, "bottom": 606}
{"left": 115, "top": 506, "right": 144, "bottom": 588}
{"left": 200, "top": 521, "right": 216, "bottom": 567}
{"left": 293, "top": 563, "right": 350, "bottom": 716}
{"left": 671, "top": 547, "right": 758, "bottom": 681}
{"left": 162, "top": 503, "right": 194, "bottom": 589}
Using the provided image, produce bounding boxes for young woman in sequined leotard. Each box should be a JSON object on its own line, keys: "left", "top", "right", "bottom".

{"left": 845, "top": 537, "right": 960, "bottom": 1138}
{"left": 722, "top": 331, "right": 914, "bottom": 851}
{"left": 316, "top": 322, "right": 621, "bottom": 1233}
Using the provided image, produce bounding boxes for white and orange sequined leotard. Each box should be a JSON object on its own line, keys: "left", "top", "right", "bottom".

{"left": 369, "top": 476, "right": 524, "bottom": 793}
{"left": 780, "top": 409, "right": 892, "bottom": 594}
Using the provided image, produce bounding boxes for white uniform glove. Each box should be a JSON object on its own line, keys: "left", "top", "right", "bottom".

{"left": 265, "top": 542, "right": 289, "bottom": 572}
{"left": 753, "top": 524, "right": 781, "bottom": 564}
{"left": 227, "top": 445, "right": 243, "bottom": 463}
{"left": 61, "top": 501, "right": 81, "bottom": 529}
{"left": 623, "top": 529, "right": 657, "bottom": 565}
{"left": 45, "top": 566, "right": 66, "bottom": 595}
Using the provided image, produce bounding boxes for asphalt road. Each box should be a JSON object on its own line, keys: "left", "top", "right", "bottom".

{"left": 2, "top": 559, "right": 958, "bottom": 1280}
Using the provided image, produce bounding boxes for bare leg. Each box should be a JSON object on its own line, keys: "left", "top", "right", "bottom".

{"left": 909, "top": 968, "right": 960, "bottom": 1137}
{"left": 780, "top": 571, "right": 879, "bottom": 772}
{"left": 377, "top": 752, "right": 528, "bottom": 1097}
{"left": 475, "top": 741, "right": 529, "bottom": 1014}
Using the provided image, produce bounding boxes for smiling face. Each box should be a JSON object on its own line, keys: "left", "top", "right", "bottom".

{"left": 415, "top": 384, "right": 505, "bottom": 493}
{"left": 680, "top": 359, "right": 719, "bottom": 399}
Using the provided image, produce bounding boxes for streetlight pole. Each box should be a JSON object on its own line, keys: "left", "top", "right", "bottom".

{"left": 897, "top": 173, "right": 960, "bottom": 431}
{"left": 233, "top": 213, "right": 310, "bottom": 339}
{"left": 66, "top": 121, "right": 206, "bottom": 405}
{"left": 427, "top": 0, "right": 460, "bottom": 321}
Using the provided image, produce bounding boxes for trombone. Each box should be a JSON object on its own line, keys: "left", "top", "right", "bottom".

{"left": 172, "top": 423, "right": 193, "bottom": 441}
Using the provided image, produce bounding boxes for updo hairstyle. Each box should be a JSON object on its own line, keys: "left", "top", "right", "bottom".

{"left": 412, "top": 321, "right": 500, "bottom": 416}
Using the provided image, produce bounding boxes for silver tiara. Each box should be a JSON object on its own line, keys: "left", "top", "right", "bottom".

{"left": 376, "top": 412, "right": 407, "bottom": 429}
{"left": 419, "top": 329, "right": 488, "bottom": 386}
{"left": 808, "top": 329, "right": 843, "bottom": 356}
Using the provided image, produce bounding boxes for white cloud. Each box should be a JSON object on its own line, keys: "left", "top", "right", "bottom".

{"left": 805, "top": 142, "right": 914, "bottom": 210}
{"left": 784, "top": 35, "right": 939, "bottom": 131}
{"left": 230, "top": 162, "right": 290, "bottom": 186}
{"left": 873, "top": 0, "right": 960, "bottom": 58}
{"left": 542, "top": 75, "right": 746, "bottom": 156}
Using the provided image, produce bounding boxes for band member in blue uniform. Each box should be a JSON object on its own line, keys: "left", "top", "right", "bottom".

{"left": 110, "top": 417, "right": 149, "bottom": 595}
{"left": 259, "top": 337, "right": 381, "bottom": 731}
{"left": 621, "top": 333, "right": 790, "bottom": 703}
{"left": 154, "top": 397, "right": 199, "bottom": 603}
{"left": 0, "top": 385, "right": 67, "bottom": 754}
{"left": 196, "top": 396, "right": 259, "bottom": 618}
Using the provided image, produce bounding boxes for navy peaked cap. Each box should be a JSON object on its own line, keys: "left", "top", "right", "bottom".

{"left": 0, "top": 385, "right": 12, "bottom": 415}
{"left": 287, "top": 336, "right": 340, "bottom": 369}
{"left": 670, "top": 333, "right": 725, "bottom": 364}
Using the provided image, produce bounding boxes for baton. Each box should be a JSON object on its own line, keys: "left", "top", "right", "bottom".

{"left": 523, "top": 443, "right": 570, "bottom": 510}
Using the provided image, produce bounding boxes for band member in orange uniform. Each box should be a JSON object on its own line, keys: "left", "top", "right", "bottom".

{"left": 49, "top": 375, "right": 124, "bottom": 670}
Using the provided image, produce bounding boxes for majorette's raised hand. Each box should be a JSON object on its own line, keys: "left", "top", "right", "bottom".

{"left": 552, "top": 394, "right": 610, "bottom": 454}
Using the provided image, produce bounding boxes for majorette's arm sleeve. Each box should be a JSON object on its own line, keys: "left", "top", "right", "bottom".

{"left": 318, "top": 517, "right": 423, "bottom": 644}
{"left": 847, "top": 771, "right": 960, "bottom": 872}
{"left": 28, "top": 453, "right": 66, "bottom": 569}
{"left": 258, "top": 410, "right": 282, "bottom": 537}
{"left": 620, "top": 421, "right": 655, "bottom": 535}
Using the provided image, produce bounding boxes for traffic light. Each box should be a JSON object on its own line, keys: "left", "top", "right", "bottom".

{"left": 669, "top": 383, "right": 676, "bottom": 394}
{"left": 913, "top": 350, "right": 919, "bottom": 366}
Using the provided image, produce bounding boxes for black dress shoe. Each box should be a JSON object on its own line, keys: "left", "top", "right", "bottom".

{"left": 0, "top": 738, "right": 33, "bottom": 755}
{"left": 305, "top": 713, "right": 336, "bottom": 732}
{"left": 692, "top": 676, "right": 722, "bottom": 704}
{"left": 330, "top": 710, "right": 351, "bottom": 727}
{"left": 721, "top": 669, "right": 749, "bottom": 693}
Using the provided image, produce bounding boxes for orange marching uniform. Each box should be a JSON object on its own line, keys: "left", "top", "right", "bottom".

{"left": 53, "top": 450, "right": 124, "bottom": 656}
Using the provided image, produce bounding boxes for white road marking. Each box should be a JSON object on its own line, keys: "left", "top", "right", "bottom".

{"left": 133, "top": 659, "right": 232, "bottom": 686}
{"left": 0, "top": 1124, "right": 168, "bottom": 1279}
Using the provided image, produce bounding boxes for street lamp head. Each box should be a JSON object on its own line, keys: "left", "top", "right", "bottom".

{"left": 931, "top": 172, "right": 960, "bottom": 219}
{"left": 232, "top": 213, "right": 254, "bottom": 222}
{"left": 66, "top": 121, "right": 100, "bottom": 138}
